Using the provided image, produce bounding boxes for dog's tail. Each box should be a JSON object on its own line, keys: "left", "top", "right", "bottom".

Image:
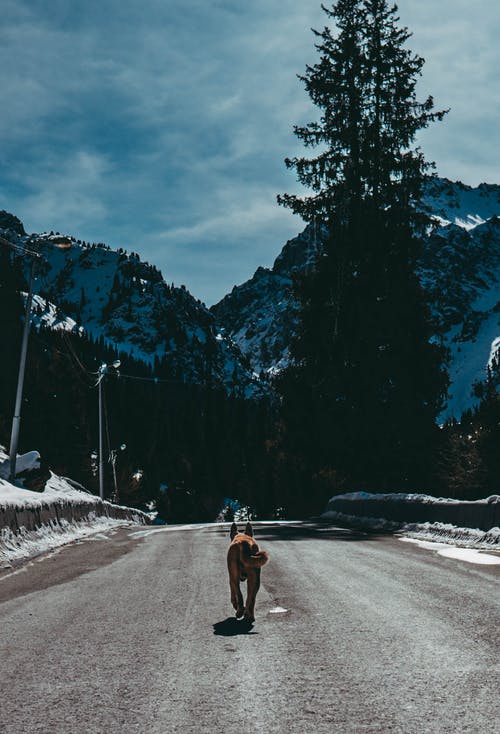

{"left": 245, "top": 550, "right": 269, "bottom": 567}
{"left": 240, "top": 542, "right": 269, "bottom": 568}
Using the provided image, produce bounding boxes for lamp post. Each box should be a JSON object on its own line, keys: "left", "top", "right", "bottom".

{"left": 0, "top": 236, "right": 43, "bottom": 481}
{"left": 97, "top": 360, "right": 121, "bottom": 500}
{"left": 0, "top": 234, "right": 71, "bottom": 482}
{"left": 109, "top": 443, "right": 126, "bottom": 503}
{"left": 9, "top": 256, "right": 37, "bottom": 481}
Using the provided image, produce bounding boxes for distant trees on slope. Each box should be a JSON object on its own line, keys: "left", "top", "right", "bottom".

{"left": 0, "top": 312, "right": 277, "bottom": 520}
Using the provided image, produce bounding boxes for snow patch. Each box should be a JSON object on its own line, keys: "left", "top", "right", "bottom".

{"left": 0, "top": 515, "right": 131, "bottom": 568}
{"left": 400, "top": 537, "right": 500, "bottom": 565}
{"left": 325, "top": 490, "right": 498, "bottom": 505}
{"left": 329, "top": 491, "right": 458, "bottom": 504}
{"left": 321, "top": 509, "right": 500, "bottom": 549}
{"left": 0, "top": 446, "right": 145, "bottom": 566}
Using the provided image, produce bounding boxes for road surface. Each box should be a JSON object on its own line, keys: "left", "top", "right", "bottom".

{"left": 0, "top": 522, "right": 498, "bottom": 733}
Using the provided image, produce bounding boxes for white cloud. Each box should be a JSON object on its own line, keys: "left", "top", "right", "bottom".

{"left": 0, "top": 0, "right": 499, "bottom": 304}
{"left": 10, "top": 151, "right": 112, "bottom": 235}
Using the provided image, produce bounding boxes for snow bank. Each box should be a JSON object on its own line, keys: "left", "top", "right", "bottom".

{"left": 321, "top": 491, "right": 500, "bottom": 547}
{"left": 1, "top": 515, "right": 134, "bottom": 567}
{"left": 399, "top": 537, "right": 500, "bottom": 565}
{"left": 0, "top": 447, "right": 148, "bottom": 567}
{"left": 0, "top": 470, "right": 112, "bottom": 511}
{"left": 328, "top": 490, "right": 499, "bottom": 505}
{"left": 321, "top": 509, "right": 500, "bottom": 547}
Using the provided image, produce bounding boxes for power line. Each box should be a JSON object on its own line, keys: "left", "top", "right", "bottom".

{"left": 33, "top": 327, "right": 185, "bottom": 388}
{"left": 0, "top": 235, "right": 43, "bottom": 260}
{"left": 62, "top": 332, "right": 96, "bottom": 384}
{"left": 114, "top": 372, "right": 185, "bottom": 386}
{"left": 29, "top": 329, "right": 96, "bottom": 389}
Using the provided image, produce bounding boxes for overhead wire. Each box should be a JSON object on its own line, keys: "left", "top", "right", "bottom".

{"left": 31, "top": 323, "right": 185, "bottom": 389}
{"left": 62, "top": 331, "right": 96, "bottom": 383}
{"left": 113, "top": 372, "right": 185, "bottom": 386}
{"left": 28, "top": 328, "right": 96, "bottom": 389}
{"left": 0, "top": 235, "right": 43, "bottom": 260}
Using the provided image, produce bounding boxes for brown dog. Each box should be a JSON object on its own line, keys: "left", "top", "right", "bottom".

{"left": 227, "top": 522, "right": 269, "bottom": 622}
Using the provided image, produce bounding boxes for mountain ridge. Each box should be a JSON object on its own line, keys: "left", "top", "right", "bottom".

{"left": 0, "top": 219, "right": 264, "bottom": 398}
{"left": 3, "top": 175, "right": 500, "bottom": 415}
{"left": 211, "top": 177, "right": 500, "bottom": 417}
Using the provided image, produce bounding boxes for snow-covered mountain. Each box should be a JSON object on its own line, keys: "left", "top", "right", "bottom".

{"left": 211, "top": 225, "right": 321, "bottom": 376}
{"left": 0, "top": 211, "right": 262, "bottom": 397}
{"left": 211, "top": 178, "right": 500, "bottom": 418}
{"left": 3, "top": 177, "right": 500, "bottom": 413}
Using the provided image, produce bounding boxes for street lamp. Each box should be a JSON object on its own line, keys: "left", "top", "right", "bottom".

{"left": 109, "top": 443, "right": 127, "bottom": 503}
{"left": 0, "top": 236, "right": 43, "bottom": 481}
{"left": 97, "top": 360, "right": 121, "bottom": 500}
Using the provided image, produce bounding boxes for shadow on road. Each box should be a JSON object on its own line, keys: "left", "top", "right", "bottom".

{"left": 206, "top": 522, "right": 384, "bottom": 543}
{"left": 213, "top": 617, "right": 257, "bottom": 636}
{"left": 228, "top": 522, "right": 383, "bottom": 543}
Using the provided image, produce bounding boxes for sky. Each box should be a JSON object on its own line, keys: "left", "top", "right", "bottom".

{"left": 1, "top": 0, "right": 499, "bottom": 306}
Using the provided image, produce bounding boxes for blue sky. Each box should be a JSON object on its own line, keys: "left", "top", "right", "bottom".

{"left": 1, "top": 0, "right": 499, "bottom": 305}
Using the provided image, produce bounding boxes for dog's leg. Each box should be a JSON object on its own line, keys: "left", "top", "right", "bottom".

{"left": 244, "top": 567, "right": 260, "bottom": 622}
{"left": 228, "top": 563, "right": 244, "bottom": 618}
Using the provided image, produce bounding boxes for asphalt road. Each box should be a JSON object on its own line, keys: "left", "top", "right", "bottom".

{"left": 0, "top": 522, "right": 498, "bottom": 734}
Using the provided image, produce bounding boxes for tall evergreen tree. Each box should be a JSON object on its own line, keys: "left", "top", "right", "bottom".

{"left": 278, "top": 0, "right": 446, "bottom": 222}
{"left": 277, "top": 1, "right": 449, "bottom": 512}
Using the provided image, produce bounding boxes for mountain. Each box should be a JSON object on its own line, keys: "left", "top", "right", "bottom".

{"left": 0, "top": 214, "right": 263, "bottom": 398}
{"left": 211, "top": 225, "right": 321, "bottom": 376}
{"left": 3, "top": 176, "right": 500, "bottom": 416}
{"left": 211, "top": 178, "right": 500, "bottom": 418}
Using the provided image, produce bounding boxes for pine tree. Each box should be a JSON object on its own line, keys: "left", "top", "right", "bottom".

{"left": 278, "top": 0, "right": 367, "bottom": 224}
{"left": 277, "top": 1, "right": 449, "bottom": 510}
{"left": 278, "top": 0, "right": 447, "bottom": 224}
{"left": 437, "top": 422, "right": 485, "bottom": 500}
{"left": 466, "top": 364, "right": 500, "bottom": 497}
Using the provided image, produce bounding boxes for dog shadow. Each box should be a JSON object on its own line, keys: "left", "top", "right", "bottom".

{"left": 213, "top": 617, "right": 257, "bottom": 636}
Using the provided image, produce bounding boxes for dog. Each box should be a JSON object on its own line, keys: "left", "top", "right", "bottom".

{"left": 227, "top": 522, "right": 269, "bottom": 623}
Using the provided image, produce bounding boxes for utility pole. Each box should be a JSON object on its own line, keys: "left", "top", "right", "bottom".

{"left": 0, "top": 237, "right": 43, "bottom": 482}
{"left": 109, "top": 444, "right": 126, "bottom": 504}
{"left": 98, "top": 373, "right": 104, "bottom": 500}
{"left": 9, "top": 256, "right": 37, "bottom": 481}
{"left": 0, "top": 235, "right": 71, "bottom": 483}
{"left": 97, "top": 360, "right": 120, "bottom": 500}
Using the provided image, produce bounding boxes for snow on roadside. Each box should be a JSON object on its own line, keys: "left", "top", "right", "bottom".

{"left": 321, "top": 509, "right": 500, "bottom": 549}
{"left": 397, "top": 521, "right": 500, "bottom": 547}
{"left": 0, "top": 446, "right": 144, "bottom": 568}
{"left": 0, "top": 447, "right": 101, "bottom": 510}
{"left": 0, "top": 471, "right": 100, "bottom": 510}
{"left": 326, "top": 490, "right": 500, "bottom": 505}
{"left": 399, "top": 538, "right": 500, "bottom": 565}
{"left": 0, "top": 515, "right": 134, "bottom": 569}
{"left": 321, "top": 491, "right": 500, "bottom": 551}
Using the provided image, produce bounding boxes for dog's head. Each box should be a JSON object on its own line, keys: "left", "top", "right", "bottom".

{"left": 230, "top": 521, "right": 253, "bottom": 540}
